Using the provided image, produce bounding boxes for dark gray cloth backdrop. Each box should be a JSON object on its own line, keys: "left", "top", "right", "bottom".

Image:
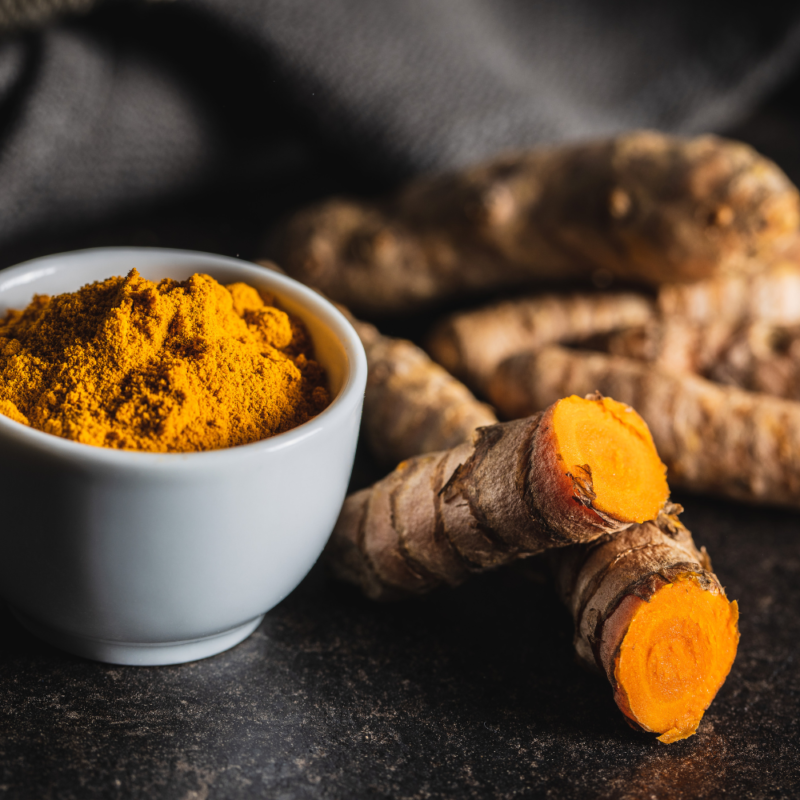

{"left": 1, "top": 0, "right": 800, "bottom": 254}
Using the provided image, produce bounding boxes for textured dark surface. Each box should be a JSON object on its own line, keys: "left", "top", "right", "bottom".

{"left": 1, "top": 483, "right": 799, "bottom": 800}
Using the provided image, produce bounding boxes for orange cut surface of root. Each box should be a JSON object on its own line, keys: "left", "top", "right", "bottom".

{"left": 614, "top": 574, "right": 740, "bottom": 743}
{"left": 552, "top": 395, "right": 669, "bottom": 523}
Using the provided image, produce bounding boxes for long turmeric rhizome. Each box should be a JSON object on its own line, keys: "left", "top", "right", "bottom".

{"left": 0, "top": 269, "right": 330, "bottom": 452}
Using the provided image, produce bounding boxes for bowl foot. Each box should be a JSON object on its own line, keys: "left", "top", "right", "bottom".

{"left": 9, "top": 607, "right": 265, "bottom": 666}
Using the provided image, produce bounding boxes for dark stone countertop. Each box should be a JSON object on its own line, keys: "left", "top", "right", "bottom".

{"left": 1, "top": 467, "right": 799, "bottom": 799}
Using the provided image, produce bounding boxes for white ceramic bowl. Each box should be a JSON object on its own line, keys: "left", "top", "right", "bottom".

{"left": 0, "top": 248, "right": 367, "bottom": 665}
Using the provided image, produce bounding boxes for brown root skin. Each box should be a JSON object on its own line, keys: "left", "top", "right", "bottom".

{"left": 607, "top": 316, "right": 800, "bottom": 401}
{"left": 705, "top": 323, "right": 800, "bottom": 399}
{"left": 341, "top": 311, "right": 496, "bottom": 465}
{"left": 552, "top": 509, "right": 739, "bottom": 743}
{"left": 657, "top": 249, "right": 800, "bottom": 325}
{"left": 269, "top": 131, "right": 799, "bottom": 315}
{"left": 427, "top": 291, "right": 656, "bottom": 393}
{"left": 604, "top": 317, "right": 739, "bottom": 376}
{"left": 489, "top": 345, "right": 800, "bottom": 508}
{"left": 326, "top": 395, "right": 668, "bottom": 600}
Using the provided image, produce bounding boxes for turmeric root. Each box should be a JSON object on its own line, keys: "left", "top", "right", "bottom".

{"left": 341, "top": 311, "right": 496, "bottom": 465}
{"left": 333, "top": 338, "right": 737, "bottom": 741}
{"left": 657, "top": 257, "right": 800, "bottom": 325}
{"left": 327, "top": 393, "right": 669, "bottom": 600}
{"left": 607, "top": 316, "right": 800, "bottom": 400}
{"left": 427, "top": 291, "right": 655, "bottom": 393}
{"left": 706, "top": 323, "right": 800, "bottom": 398}
{"left": 489, "top": 345, "right": 800, "bottom": 507}
{"left": 270, "top": 131, "right": 799, "bottom": 315}
{"left": 604, "top": 317, "right": 738, "bottom": 376}
{"left": 332, "top": 374, "right": 737, "bottom": 740}
{"left": 554, "top": 508, "right": 739, "bottom": 743}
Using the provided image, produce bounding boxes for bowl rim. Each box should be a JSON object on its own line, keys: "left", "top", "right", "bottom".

{"left": 0, "top": 246, "right": 367, "bottom": 468}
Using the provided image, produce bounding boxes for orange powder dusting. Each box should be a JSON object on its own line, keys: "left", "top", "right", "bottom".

{"left": 552, "top": 394, "right": 669, "bottom": 523}
{"left": 614, "top": 574, "right": 740, "bottom": 743}
{"left": 0, "top": 270, "right": 331, "bottom": 452}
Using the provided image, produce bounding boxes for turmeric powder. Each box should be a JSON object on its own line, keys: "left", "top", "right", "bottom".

{"left": 0, "top": 269, "right": 330, "bottom": 452}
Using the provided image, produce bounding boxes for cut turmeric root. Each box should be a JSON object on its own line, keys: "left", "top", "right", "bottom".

{"left": 554, "top": 509, "right": 739, "bottom": 743}
{"left": 488, "top": 344, "right": 800, "bottom": 507}
{"left": 327, "top": 393, "right": 668, "bottom": 600}
{"left": 552, "top": 395, "right": 667, "bottom": 524}
{"left": 616, "top": 575, "right": 739, "bottom": 742}
{"left": 329, "top": 323, "right": 738, "bottom": 740}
